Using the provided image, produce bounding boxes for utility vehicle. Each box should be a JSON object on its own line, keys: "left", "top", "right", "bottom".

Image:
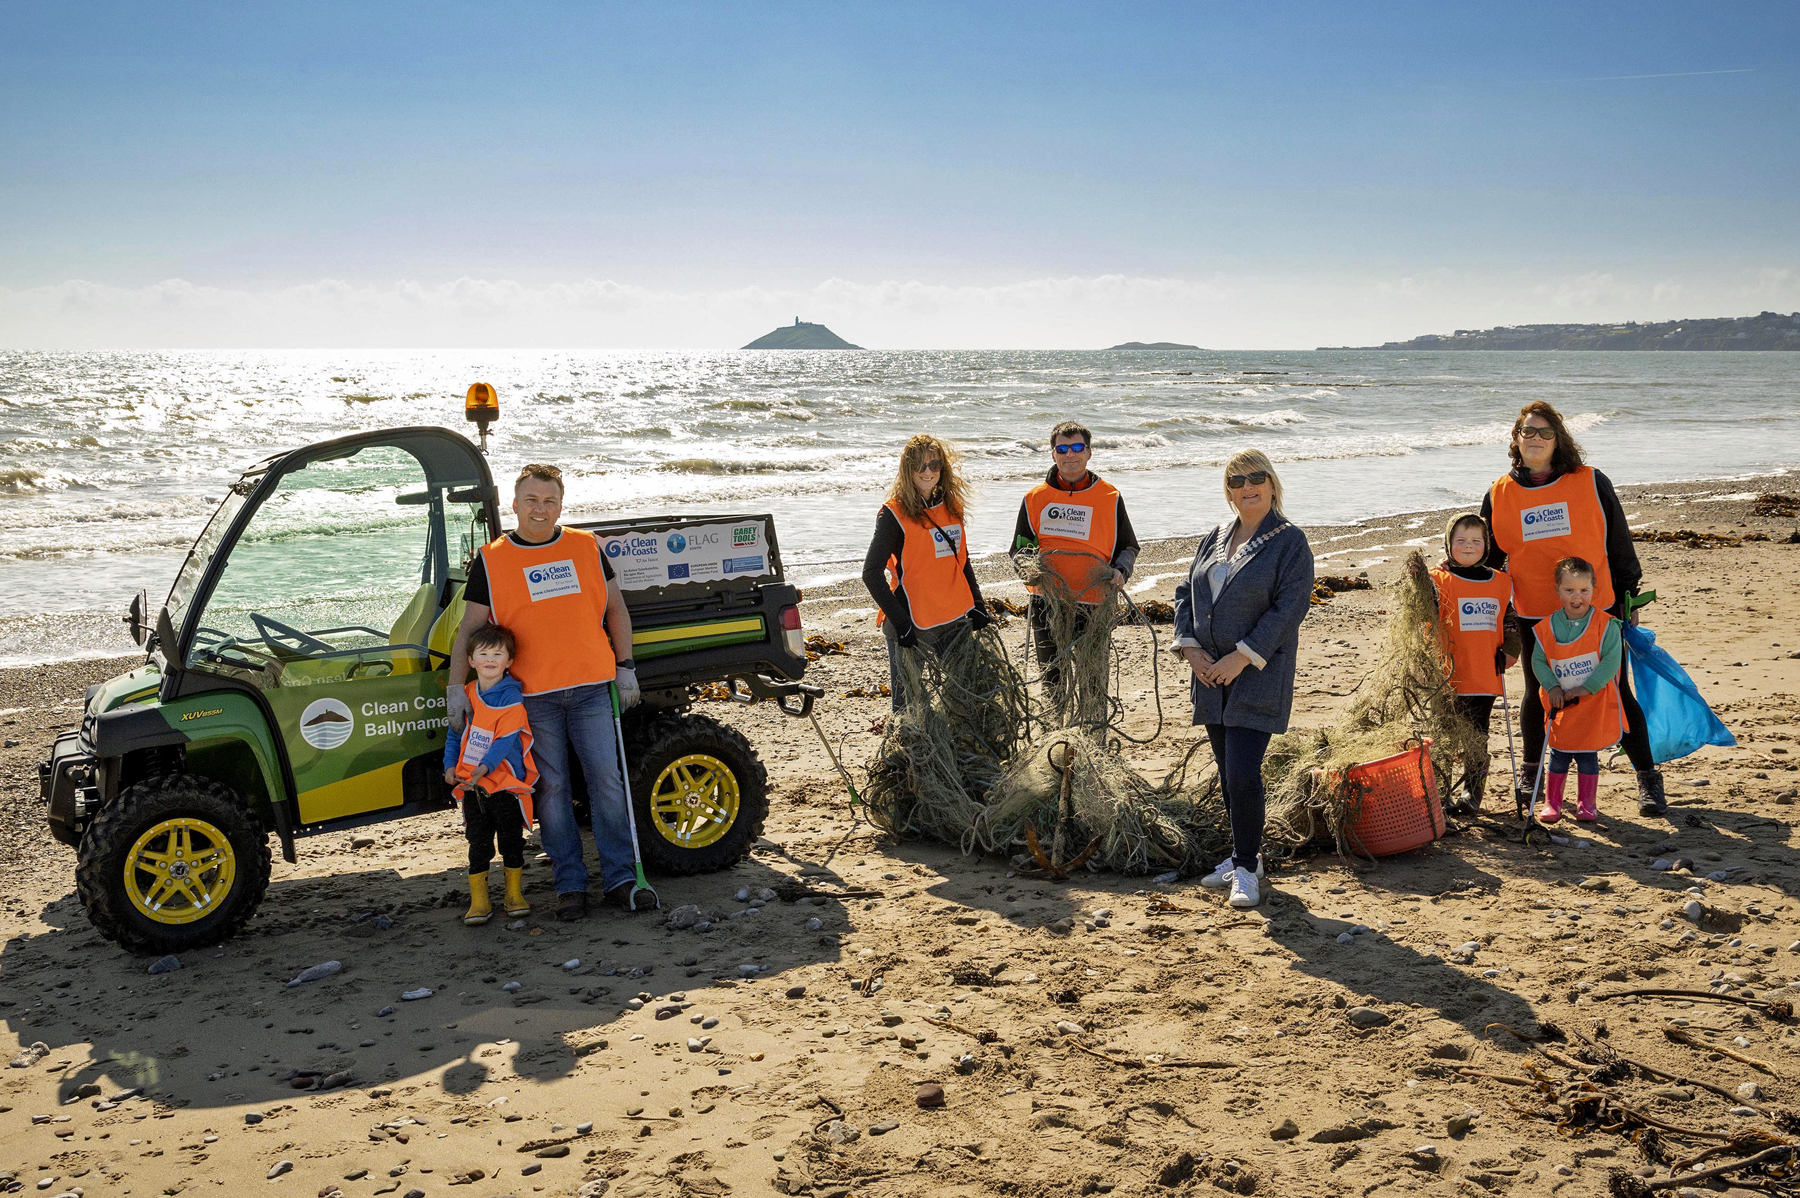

{"left": 40, "top": 406, "right": 819, "bottom": 953}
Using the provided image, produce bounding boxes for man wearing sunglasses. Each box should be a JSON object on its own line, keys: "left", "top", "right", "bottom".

{"left": 1012, "top": 421, "right": 1140, "bottom": 697}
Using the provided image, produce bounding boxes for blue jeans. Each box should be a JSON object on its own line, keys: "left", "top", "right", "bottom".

{"left": 1548, "top": 748, "right": 1600, "bottom": 776}
{"left": 524, "top": 682, "right": 634, "bottom": 895}
{"left": 1205, "top": 723, "right": 1272, "bottom": 869}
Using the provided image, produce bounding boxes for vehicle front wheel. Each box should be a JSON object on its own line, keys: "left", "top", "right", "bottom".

{"left": 76, "top": 773, "right": 272, "bottom": 954}
{"left": 625, "top": 713, "right": 769, "bottom": 875}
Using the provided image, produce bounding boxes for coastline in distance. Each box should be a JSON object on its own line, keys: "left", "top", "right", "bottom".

{"left": 1106, "top": 340, "right": 1200, "bottom": 350}
{"left": 1323, "top": 311, "right": 1800, "bottom": 351}
{"left": 743, "top": 320, "right": 862, "bottom": 349}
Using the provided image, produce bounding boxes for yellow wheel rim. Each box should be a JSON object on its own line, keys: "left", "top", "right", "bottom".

{"left": 124, "top": 817, "right": 237, "bottom": 926}
{"left": 648, "top": 754, "right": 740, "bottom": 849}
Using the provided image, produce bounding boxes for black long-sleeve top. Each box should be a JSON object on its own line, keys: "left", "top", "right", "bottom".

{"left": 1479, "top": 464, "right": 1643, "bottom": 619}
{"left": 1009, "top": 468, "right": 1141, "bottom": 575}
{"left": 860, "top": 505, "right": 987, "bottom": 638}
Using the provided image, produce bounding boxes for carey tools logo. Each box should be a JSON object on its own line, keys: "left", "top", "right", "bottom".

{"left": 299, "top": 698, "right": 354, "bottom": 750}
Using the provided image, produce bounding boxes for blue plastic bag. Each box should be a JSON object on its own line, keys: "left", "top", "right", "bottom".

{"left": 1623, "top": 622, "right": 1736, "bottom": 763}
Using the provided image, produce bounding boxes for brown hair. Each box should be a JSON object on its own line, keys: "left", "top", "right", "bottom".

{"left": 468, "top": 623, "right": 517, "bottom": 658}
{"left": 515, "top": 463, "right": 564, "bottom": 494}
{"left": 1553, "top": 556, "right": 1595, "bottom": 584}
{"left": 1442, "top": 512, "right": 1491, "bottom": 563}
{"left": 1050, "top": 420, "right": 1091, "bottom": 447}
{"left": 886, "top": 434, "right": 968, "bottom": 522}
{"left": 1508, "top": 401, "right": 1585, "bottom": 475}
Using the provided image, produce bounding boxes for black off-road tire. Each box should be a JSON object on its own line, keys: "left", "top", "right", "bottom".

{"left": 625, "top": 712, "right": 768, "bottom": 876}
{"left": 76, "top": 773, "right": 272, "bottom": 955}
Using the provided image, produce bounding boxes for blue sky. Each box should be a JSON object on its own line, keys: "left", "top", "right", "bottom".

{"left": 2, "top": 2, "right": 1795, "bottom": 347}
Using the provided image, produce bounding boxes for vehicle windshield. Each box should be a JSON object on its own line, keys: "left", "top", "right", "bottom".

{"left": 162, "top": 476, "right": 256, "bottom": 643}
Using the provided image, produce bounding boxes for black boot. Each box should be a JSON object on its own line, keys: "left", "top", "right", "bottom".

{"left": 1637, "top": 769, "right": 1667, "bottom": 816}
{"left": 1515, "top": 764, "right": 1540, "bottom": 820}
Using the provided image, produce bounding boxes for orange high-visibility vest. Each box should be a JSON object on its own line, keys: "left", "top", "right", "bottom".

{"left": 480, "top": 529, "right": 618, "bottom": 695}
{"left": 1489, "top": 466, "right": 1615, "bottom": 619}
{"left": 881, "top": 498, "right": 975, "bottom": 631}
{"left": 1023, "top": 475, "right": 1121, "bottom": 605}
{"left": 450, "top": 681, "right": 537, "bottom": 827}
{"left": 1539, "top": 611, "right": 1626, "bottom": 752}
{"left": 1430, "top": 566, "right": 1513, "bottom": 696}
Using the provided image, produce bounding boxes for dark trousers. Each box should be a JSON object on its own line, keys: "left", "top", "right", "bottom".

{"left": 1028, "top": 594, "right": 1091, "bottom": 696}
{"left": 1518, "top": 618, "right": 1652, "bottom": 771}
{"left": 1205, "top": 722, "right": 1272, "bottom": 869}
{"left": 1454, "top": 694, "right": 1497, "bottom": 792}
{"left": 463, "top": 789, "right": 526, "bottom": 872}
{"left": 882, "top": 617, "right": 971, "bottom": 711}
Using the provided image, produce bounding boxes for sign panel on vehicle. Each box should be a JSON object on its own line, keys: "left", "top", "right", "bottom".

{"left": 598, "top": 519, "right": 775, "bottom": 592}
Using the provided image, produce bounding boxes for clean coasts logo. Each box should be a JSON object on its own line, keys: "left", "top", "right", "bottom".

{"left": 1457, "top": 597, "right": 1500, "bottom": 632}
{"left": 1039, "top": 503, "right": 1093, "bottom": 541}
{"left": 1552, "top": 651, "right": 1600, "bottom": 690}
{"left": 931, "top": 524, "right": 963, "bottom": 558}
{"left": 1521, "top": 501, "right": 1572, "bottom": 542}
{"left": 523, "top": 559, "right": 581, "bottom": 601}
{"left": 299, "top": 698, "right": 354, "bottom": 750}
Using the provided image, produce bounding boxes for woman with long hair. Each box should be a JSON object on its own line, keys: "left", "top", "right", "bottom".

{"left": 1170, "top": 449, "right": 1315, "bottom": 907}
{"left": 861, "top": 434, "right": 992, "bottom": 708}
{"left": 1480, "top": 401, "right": 1663, "bottom": 815}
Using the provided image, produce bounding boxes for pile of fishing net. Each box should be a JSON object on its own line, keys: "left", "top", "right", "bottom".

{"left": 862, "top": 546, "right": 1481, "bottom": 873}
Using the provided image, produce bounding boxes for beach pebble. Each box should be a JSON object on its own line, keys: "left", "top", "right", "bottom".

{"left": 1684, "top": 901, "right": 1705, "bottom": 922}
{"left": 1346, "top": 1006, "right": 1390, "bottom": 1028}
{"left": 1270, "top": 1117, "right": 1299, "bottom": 1141}
{"left": 562, "top": 958, "right": 581, "bottom": 971}
{"left": 1661, "top": 919, "right": 1675, "bottom": 930}
{"left": 666, "top": 904, "right": 704, "bottom": 930}
{"left": 916, "top": 1082, "right": 946, "bottom": 1108}
{"left": 738, "top": 964, "right": 761, "bottom": 977}
{"left": 1652, "top": 1086, "right": 1694, "bottom": 1101}
{"left": 1482, "top": 968, "right": 1500, "bottom": 978}
{"left": 10, "top": 1042, "right": 49, "bottom": 1069}
{"left": 288, "top": 961, "right": 342, "bottom": 987}
{"left": 804, "top": 918, "right": 823, "bottom": 932}
{"left": 268, "top": 1160, "right": 293, "bottom": 1178}
{"left": 734, "top": 887, "right": 751, "bottom": 902}
{"left": 701, "top": 1016, "right": 718, "bottom": 1029}
{"left": 1731, "top": 1106, "right": 1759, "bottom": 1117}
{"left": 503, "top": 980, "right": 522, "bottom": 992}
{"left": 1153, "top": 870, "right": 1180, "bottom": 885}
{"left": 1336, "top": 932, "right": 1355, "bottom": 945}
{"left": 1650, "top": 858, "right": 1672, "bottom": 871}
{"left": 869, "top": 1118, "right": 900, "bottom": 1136}
{"left": 350, "top": 834, "right": 376, "bottom": 849}
{"left": 626, "top": 998, "right": 644, "bottom": 1010}
{"left": 399, "top": 987, "right": 432, "bottom": 1001}
{"left": 1739, "top": 1082, "right": 1762, "bottom": 1100}
{"left": 147, "top": 954, "right": 181, "bottom": 975}
{"left": 785, "top": 985, "right": 807, "bottom": 999}
{"left": 1055, "top": 1020, "right": 1083, "bottom": 1036}
{"left": 244, "top": 1111, "right": 264, "bottom": 1124}
{"left": 688, "top": 1038, "right": 704, "bottom": 1053}
{"left": 507, "top": 919, "right": 527, "bottom": 930}
{"left": 1446, "top": 1112, "right": 1473, "bottom": 1136}
{"left": 825, "top": 1119, "right": 860, "bottom": 1144}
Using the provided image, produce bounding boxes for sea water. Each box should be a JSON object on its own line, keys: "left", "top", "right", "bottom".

{"left": 1, "top": 347, "right": 1795, "bottom": 666}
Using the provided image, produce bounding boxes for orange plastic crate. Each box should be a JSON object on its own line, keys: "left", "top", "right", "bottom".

{"left": 1339, "top": 739, "right": 1444, "bottom": 858}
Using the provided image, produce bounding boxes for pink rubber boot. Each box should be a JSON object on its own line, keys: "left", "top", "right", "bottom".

{"left": 1575, "top": 772, "right": 1599, "bottom": 822}
{"left": 1538, "top": 771, "right": 1567, "bottom": 823}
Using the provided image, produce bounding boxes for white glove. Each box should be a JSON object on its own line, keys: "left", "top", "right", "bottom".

{"left": 445, "top": 684, "right": 472, "bottom": 732}
{"left": 615, "top": 665, "right": 640, "bottom": 710}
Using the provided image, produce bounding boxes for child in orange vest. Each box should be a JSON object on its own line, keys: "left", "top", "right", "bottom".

{"left": 443, "top": 624, "right": 539, "bottom": 925}
{"left": 1427, "top": 514, "right": 1521, "bottom": 812}
{"left": 1531, "top": 557, "right": 1626, "bottom": 823}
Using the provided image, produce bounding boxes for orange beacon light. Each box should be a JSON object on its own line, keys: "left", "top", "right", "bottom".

{"left": 465, "top": 382, "right": 499, "bottom": 452}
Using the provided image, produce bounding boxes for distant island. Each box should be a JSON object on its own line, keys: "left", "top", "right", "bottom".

{"left": 743, "top": 319, "right": 862, "bottom": 349}
{"left": 1107, "top": 341, "right": 1200, "bottom": 350}
{"left": 1326, "top": 311, "right": 1800, "bottom": 351}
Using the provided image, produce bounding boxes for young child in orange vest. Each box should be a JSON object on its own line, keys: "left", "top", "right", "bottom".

{"left": 1427, "top": 514, "right": 1521, "bottom": 813}
{"left": 442, "top": 624, "right": 538, "bottom": 925}
{"left": 1531, "top": 557, "right": 1626, "bottom": 823}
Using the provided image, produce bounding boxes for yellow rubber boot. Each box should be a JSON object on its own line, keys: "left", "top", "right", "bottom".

{"left": 463, "top": 872, "right": 493, "bottom": 926}
{"left": 502, "top": 866, "right": 530, "bottom": 918}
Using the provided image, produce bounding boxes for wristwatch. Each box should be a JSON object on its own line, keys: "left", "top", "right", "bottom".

{"left": 617, "top": 658, "right": 635, "bottom": 670}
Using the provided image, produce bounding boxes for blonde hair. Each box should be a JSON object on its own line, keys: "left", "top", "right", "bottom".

{"left": 887, "top": 434, "right": 968, "bottom": 521}
{"left": 1222, "top": 448, "right": 1283, "bottom": 516}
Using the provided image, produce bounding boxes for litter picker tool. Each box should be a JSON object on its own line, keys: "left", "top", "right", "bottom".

{"left": 608, "top": 681, "right": 659, "bottom": 912}
{"left": 1496, "top": 647, "right": 1519, "bottom": 801}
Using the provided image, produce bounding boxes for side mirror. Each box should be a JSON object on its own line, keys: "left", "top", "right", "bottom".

{"left": 125, "top": 590, "right": 149, "bottom": 647}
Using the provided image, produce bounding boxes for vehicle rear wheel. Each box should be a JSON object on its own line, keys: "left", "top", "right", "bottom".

{"left": 76, "top": 773, "right": 272, "bottom": 954}
{"left": 625, "top": 713, "right": 768, "bottom": 875}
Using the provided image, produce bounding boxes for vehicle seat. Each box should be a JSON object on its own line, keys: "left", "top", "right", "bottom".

{"left": 426, "top": 584, "right": 468, "bottom": 666}
{"left": 388, "top": 584, "right": 440, "bottom": 674}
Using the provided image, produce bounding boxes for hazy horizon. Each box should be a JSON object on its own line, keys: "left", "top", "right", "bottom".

{"left": 4, "top": 2, "right": 1796, "bottom": 349}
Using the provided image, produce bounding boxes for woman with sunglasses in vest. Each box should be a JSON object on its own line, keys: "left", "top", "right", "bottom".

{"left": 1479, "top": 401, "right": 1664, "bottom": 817}
{"left": 1170, "top": 450, "right": 1315, "bottom": 907}
{"left": 862, "top": 434, "right": 993, "bottom": 710}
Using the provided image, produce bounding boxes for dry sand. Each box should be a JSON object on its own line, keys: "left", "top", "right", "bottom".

{"left": 2, "top": 477, "right": 1798, "bottom": 1198}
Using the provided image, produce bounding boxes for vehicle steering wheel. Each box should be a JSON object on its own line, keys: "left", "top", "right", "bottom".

{"left": 250, "top": 613, "right": 336, "bottom": 657}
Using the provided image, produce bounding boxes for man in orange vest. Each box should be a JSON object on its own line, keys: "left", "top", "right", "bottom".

{"left": 447, "top": 464, "right": 640, "bottom": 922}
{"left": 1011, "top": 421, "right": 1140, "bottom": 696}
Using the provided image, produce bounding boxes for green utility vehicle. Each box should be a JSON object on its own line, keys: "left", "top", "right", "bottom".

{"left": 40, "top": 422, "right": 820, "bottom": 953}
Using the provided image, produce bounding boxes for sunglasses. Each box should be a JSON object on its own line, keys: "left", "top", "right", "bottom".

{"left": 1517, "top": 426, "right": 1556, "bottom": 441}
{"left": 1054, "top": 442, "right": 1088, "bottom": 455}
{"left": 1227, "top": 471, "right": 1270, "bottom": 489}
{"left": 914, "top": 459, "right": 943, "bottom": 472}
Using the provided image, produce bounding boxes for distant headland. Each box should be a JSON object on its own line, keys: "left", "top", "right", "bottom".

{"left": 1107, "top": 341, "right": 1200, "bottom": 351}
{"left": 1325, "top": 311, "right": 1800, "bottom": 351}
{"left": 742, "top": 319, "right": 862, "bottom": 349}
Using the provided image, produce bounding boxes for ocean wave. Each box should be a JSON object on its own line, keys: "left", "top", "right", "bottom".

{"left": 1141, "top": 409, "right": 1310, "bottom": 431}
{"left": 652, "top": 458, "right": 831, "bottom": 476}
{"left": 1090, "top": 433, "right": 1172, "bottom": 450}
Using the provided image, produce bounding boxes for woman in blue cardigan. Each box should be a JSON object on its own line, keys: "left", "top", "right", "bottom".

{"left": 1170, "top": 450, "right": 1315, "bottom": 908}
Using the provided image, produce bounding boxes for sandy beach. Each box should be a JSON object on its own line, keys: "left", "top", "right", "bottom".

{"left": 2, "top": 475, "right": 1798, "bottom": 1198}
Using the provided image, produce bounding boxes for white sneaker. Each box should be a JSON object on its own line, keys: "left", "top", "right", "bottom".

{"left": 1227, "top": 866, "right": 1262, "bottom": 908}
{"left": 1201, "top": 854, "right": 1263, "bottom": 889}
